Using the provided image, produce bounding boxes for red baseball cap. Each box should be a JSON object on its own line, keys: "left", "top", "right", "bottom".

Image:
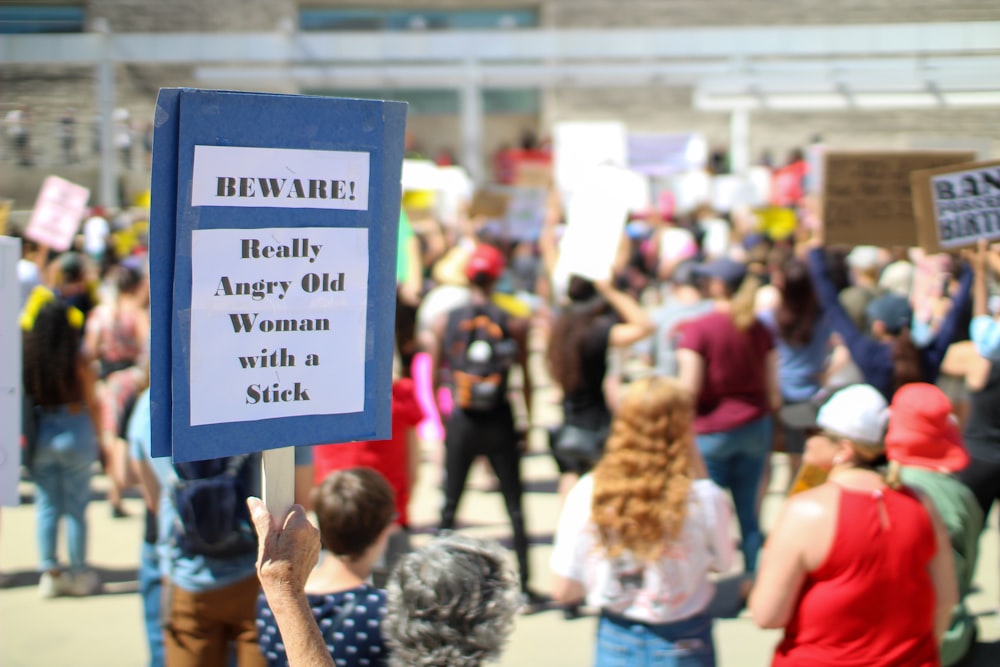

{"left": 885, "top": 383, "right": 969, "bottom": 473}
{"left": 464, "top": 243, "right": 506, "bottom": 282}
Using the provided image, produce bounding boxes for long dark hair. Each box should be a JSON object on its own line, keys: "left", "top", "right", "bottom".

{"left": 23, "top": 301, "right": 84, "bottom": 406}
{"left": 891, "top": 328, "right": 924, "bottom": 393}
{"left": 547, "top": 276, "right": 606, "bottom": 394}
{"left": 776, "top": 259, "right": 820, "bottom": 345}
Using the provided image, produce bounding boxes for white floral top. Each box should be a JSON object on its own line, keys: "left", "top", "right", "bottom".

{"left": 550, "top": 475, "right": 735, "bottom": 624}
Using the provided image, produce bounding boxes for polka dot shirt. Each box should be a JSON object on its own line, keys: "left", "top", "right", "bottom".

{"left": 256, "top": 584, "right": 388, "bottom": 667}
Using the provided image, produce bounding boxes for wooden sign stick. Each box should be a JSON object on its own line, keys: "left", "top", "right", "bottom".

{"left": 262, "top": 446, "right": 296, "bottom": 517}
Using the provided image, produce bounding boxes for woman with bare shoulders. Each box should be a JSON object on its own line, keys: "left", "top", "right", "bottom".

{"left": 750, "top": 384, "right": 957, "bottom": 666}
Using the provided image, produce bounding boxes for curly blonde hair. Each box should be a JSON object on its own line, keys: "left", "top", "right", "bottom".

{"left": 591, "top": 377, "right": 694, "bottom": 562}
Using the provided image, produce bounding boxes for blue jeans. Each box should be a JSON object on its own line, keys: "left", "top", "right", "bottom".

{"left": 595, "top": 611, "right": 715, "bottom": 667}
{"left": 140, "top": 541, "right": 165, "bottom": 667}
{"left": 696, "top": 414, "right": 772, "bottom": 574}
{"left": 31, "top": 408, "right": 97, "bottom": 573}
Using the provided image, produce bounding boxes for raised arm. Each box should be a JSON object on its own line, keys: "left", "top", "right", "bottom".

{"left": 248, "top": 499, "right": 331, "bottom": 667}
{"left": 806, "top": 247, "right": 886, "bottom": 373}
{"left": 968, "top": 240, "right": 1000, "bottom": 360}
{"left": 922, "top": 265, "right": 973, "bottom": 376}
{"left": 595, "top": 279, "right": 655, "bottom": 347}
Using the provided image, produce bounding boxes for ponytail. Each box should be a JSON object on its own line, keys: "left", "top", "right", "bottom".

{"left": 891, "top": 328, "right": 923, "bottom": 393}
{"left": 885, "top": 460, "right": 903, "bottom": 490}
{"left": 730, "top": 274, "right": 762, "bottom": 331}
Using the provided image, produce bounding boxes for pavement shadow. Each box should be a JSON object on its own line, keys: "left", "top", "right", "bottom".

{"left": 496, "top": 532, "right": 556, "bottom": 549}
{"left": 0, "top": 565, "right": 138, "bottom": 596}
{"left": 408, "top": 519, "right": 509, "bottom": 536}
{"left": 88, "top": 486, "right": 146, "bottom": 503}
{"left": 523, "top": 478, "right": 559, "bottom": 495}
{"left": 706, "top": 573, "right": 748, "bottom": 619}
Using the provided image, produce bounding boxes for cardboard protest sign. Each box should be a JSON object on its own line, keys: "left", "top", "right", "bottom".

{"left": 468, "top": 188, "right": 510, "bottom": 219}
{"left": 149, "top": 89, "right": 406, "bottom": 464}
{"left": 912, "top": 160, "right": 1000, "bottom": 252}
{"left": 25, "top": 176, "right": 90, "bottom": 252}
{"left": 822, "top": 150, "right": 974, "bottom": 247}
{"left": 513, "top": 160, "right": 552, "bottom": 189}
{"left": 0, "top": 237, "right": 20, "bottom": 506}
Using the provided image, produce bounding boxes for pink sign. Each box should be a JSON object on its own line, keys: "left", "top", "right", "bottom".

{"left": 25, "top": 176, "right": 90, "bottom": 252}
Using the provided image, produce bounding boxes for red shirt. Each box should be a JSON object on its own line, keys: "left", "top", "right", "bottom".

{"left": 676, "top": 310, "right": 773, "bottom": 433}
{"left": 773, "top": 486, "right": 939, "bottom": 667}
{"left": 312, "top": 379, "right": 424, "bottom": 526}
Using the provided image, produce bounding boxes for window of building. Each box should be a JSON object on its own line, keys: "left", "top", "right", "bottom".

{"left": 0, "top": 5, "right": 84, "bottom": 34}
{"left": 304, "top": 88, "right": 540, "bottom": 117}
{"left": 299, "top": 8, "right": 538, "bottom": 32}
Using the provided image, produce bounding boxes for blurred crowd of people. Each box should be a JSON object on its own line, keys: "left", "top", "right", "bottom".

{"left": 4, "top": 104, "right": 151, "bottom": 169}
{"left": 8, "top": 134, "right": 1000, "bottom": 667}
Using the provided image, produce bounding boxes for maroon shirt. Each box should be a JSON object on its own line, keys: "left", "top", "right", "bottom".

{"left": 677, "top": 310, "right": 774, "bottom": 434}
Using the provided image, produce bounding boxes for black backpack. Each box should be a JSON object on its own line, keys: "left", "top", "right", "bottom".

{"left": 170, "top": 454, "right": 258, "bottom": 559}
{"left": 444, "top": 303, "right": 517, "bottom": 412}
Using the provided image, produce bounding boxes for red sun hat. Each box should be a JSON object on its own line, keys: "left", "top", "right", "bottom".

{"left": 464, "top": 243, "right": 506, "bottom": 282}
{"left": 885, "top": 383, "right": 969, "bottom": 473}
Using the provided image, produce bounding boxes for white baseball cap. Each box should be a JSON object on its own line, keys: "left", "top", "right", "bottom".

{"left": 815, "top": 384, "right": 889, "bottom": 446}
{"left": 846, "top": 245, "right": 881, "bottom": 272}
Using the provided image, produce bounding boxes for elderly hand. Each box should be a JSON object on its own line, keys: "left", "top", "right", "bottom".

{"left": 247, "top": 497, "right": 320, "bottom": 601}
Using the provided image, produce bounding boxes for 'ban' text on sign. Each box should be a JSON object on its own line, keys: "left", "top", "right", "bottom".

{"left": 912, "top": 159, "right": 1000, "bottom": 251}
{"left": 189, "top": 227, "right": 369, "bottom": 426}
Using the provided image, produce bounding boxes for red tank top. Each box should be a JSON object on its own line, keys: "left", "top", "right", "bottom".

{"left": 772, "top": 485, "right": 940, "bottom": 667}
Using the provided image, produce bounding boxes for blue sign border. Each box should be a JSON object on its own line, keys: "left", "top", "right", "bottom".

{"left": 150, "top": 88, "right": 405, "bottom": 462}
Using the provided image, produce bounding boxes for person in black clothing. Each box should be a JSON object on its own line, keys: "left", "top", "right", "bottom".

{"left": 958, "top": 243, "right": 1000, "bottom": 518}
{"left": 546, "top": 275, "right": 655, "bottom": 499}
{"left": 431, "top": 243, "right": 542, "bottom": 611}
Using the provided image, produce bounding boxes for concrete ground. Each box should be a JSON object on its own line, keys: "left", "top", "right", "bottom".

{"left": 2, "top": 341, "right": 1000, "bottom": 665}
{"left": 2, "top": 436, "right": 1000, "bottom": 666}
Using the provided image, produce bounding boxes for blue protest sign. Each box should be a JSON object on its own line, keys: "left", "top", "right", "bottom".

{"left": 150, "top": 88, "right": 406, "bottom": 462}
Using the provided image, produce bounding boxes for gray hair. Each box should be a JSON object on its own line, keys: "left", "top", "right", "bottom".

{"left": 383, "top": 533, "right": 519, "bottom": 667}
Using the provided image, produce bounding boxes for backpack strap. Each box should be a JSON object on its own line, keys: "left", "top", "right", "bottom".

{"left": 174, "top": 453, "right": 252, "bottom": 481}
{"left": 223, "top": 453, "right": 252, "bottom": 477}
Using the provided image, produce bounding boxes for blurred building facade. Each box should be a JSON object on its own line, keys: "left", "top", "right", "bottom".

{"left": 2, "top": 1, "right": 999, "bottom": 205}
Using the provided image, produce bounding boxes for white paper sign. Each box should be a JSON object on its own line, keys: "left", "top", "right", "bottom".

{"left": 554, "top": 164, "right": 631, "bottom": 284}
{"left": 928, "top": 162, "right": 1000, "bottom": 249}
{"left": 554, "top": 121, "right": 628, "bottom": 200}
{"left": 401, "top": 159, "right": 442, "bottom": 192}
{"left": 189, "top": 227, "right": 369, "bottom": 426}
{"left": 711, "top": 174, "right": 766, "bottom": 212}
{"left": 191, "top": 146, "right": 370, "bottom": 211}
{"left": 668, "top": 170, "right": 712, "bottom": 215}
{"left": 628, "top": 132, "right": 708, "bottom": 176}
{"left": 434, "top": 165, "right": 474, "bottom": 227}
{"left": 25, "top": 176, "right": 90, "bottom": 252}
{"left": 0, "top": 237, "right": 21, "bottom": 506}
